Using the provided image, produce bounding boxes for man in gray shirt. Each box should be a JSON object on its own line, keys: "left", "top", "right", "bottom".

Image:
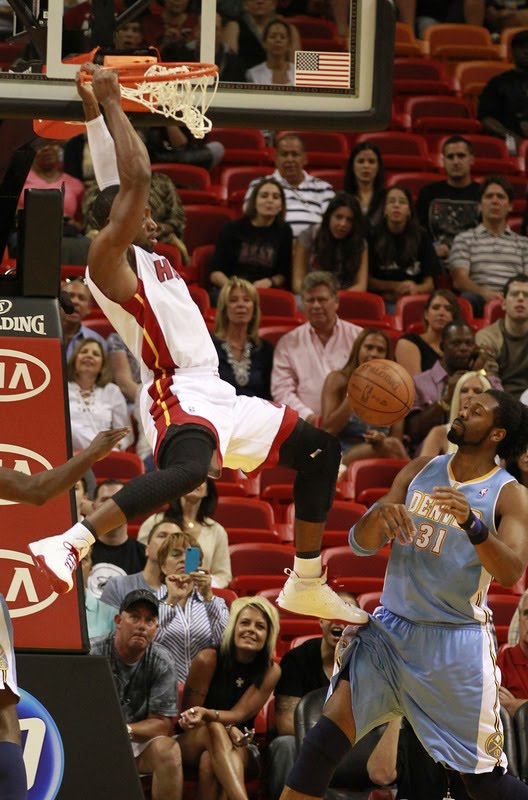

{"left": 90, "top": 589, "right": 182, "bottom": 800}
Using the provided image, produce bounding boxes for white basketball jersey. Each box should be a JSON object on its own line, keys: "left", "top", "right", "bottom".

{"left": 85, "top": 246, "right": 219, "bottom": 381}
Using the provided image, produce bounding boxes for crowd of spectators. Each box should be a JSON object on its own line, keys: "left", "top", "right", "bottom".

{"left": 11, "top": 4, "right": 528, "bottom": 798}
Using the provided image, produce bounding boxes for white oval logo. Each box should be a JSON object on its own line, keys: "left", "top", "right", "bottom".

{"left": 0, "top": 300, "right": 13, "bottom": 314}
{"left": 0, "top": 445, "right": 52, "bottom": 506}
{"left": 0, "top": 549, "right": 58, "bottom": 617}
{"left": 0, "top": 349, "right": 51, "bottom": 401}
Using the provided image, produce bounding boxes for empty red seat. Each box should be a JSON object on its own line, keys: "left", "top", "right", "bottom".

{"left": 207, "top": 128, "right": 274, "bottom": 167}
{"left": 394, "top": 22, "right": 426, "bottom": 58}
{"left": 337, "top": 290, "right": 387, "bottom": 322}
{"left": 259, "top": 324, "right": 299, "bottom": 349}
{"left": 216, "top": 497, "right": 279, "bottom": 544}
{"left": 229, "top": 542, "right": 295, "bottom": 595}
{"left": 403, "top": 95, "right": 481, "bottom": 134}
{"left": 344, "top": 459, "right": 409, "bottom": 505}
{"left": 219, "top": 165, "right": 274, "bottom": 205}
{"left": 182, "top": 206, "right": 235, "bottom": 256}
{"left": 386, "top": 172, "right": 444, "bottom": 201}
{"left": 322, "top": 545, "right": 390, "bottom": 595}
{"left": 282, "top": 501, "right": 368, "bottom": 547}
{"left": 393, "top": 58, "right": 453, "bottom": 111}
{"left": 355, "top": 131, "right": 433, "bottom": 171}
{"left": 488, "top": 593, "right": 520, "bottom": 645}
{"left": 357, "top": 590, "right": 383, "bottom": 613}
{"left": 424, "top": 24, "right": 501, "bottom": 63}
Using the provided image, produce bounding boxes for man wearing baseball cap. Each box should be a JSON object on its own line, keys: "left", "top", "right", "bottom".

{"left": 90, "top": 589, "right": 182, "bottom": 800}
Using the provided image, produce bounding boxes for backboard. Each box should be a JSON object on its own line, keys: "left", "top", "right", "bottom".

{"left": 0, "top": 0, "right": 394, "bottom": 131}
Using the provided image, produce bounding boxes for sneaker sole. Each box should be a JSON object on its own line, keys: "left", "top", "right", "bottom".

{"left": 276, "top": 592, "right": 368, "bottom": 624}
{"left": 28, "top": 545, "right": 73, "bottom": 595}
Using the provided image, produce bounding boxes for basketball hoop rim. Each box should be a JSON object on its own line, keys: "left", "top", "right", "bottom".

{"left": 81, "top": 62, "right": 219, "bottom": 85}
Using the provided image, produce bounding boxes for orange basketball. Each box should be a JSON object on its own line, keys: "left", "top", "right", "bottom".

{"left": 347, "top": 359, "right": 415, "bottom": 426}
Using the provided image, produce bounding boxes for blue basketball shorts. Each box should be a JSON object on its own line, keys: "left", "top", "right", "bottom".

{"left": 332, "top": 607, "right": 506, "bottom": 774}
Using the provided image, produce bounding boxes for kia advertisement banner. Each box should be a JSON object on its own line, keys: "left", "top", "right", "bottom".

{"left": 0, "top": 297, "right": 86, "bottom": 652}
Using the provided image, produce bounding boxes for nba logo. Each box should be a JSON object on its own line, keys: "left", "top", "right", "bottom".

{"left": 478, "top": 487, "right": 489, "bottom": 498}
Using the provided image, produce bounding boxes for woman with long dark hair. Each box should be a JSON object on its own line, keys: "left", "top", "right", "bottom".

{"left": 343, "top": 141, "right": 385, "bottom": 231}
{"left": 292, "top": 192, "right": 367, "bottom": 294}
{"left": 368, "top": 184, "right": 440, "bottom": 312}
{"left": 209, "top": 177, "right": 293, "bottom": 302}
{"left": 395, "top": 289, "right": 463, "bottom": 376}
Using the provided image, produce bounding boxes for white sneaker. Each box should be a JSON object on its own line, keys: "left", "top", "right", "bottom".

{"left": 276, "top": 569, "right": 369, "bottom": 624}
{"left": 28, "top": 531, "right": 91, "bottom": 595}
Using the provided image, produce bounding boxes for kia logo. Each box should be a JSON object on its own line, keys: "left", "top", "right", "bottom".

{"left": 0, "top": 349, "right": 51, "bottom": 401}
{"left": 0, "top": 300, "right": 12, "bottom": 314}
{"left": 0, "top": 550, "right": 58, "bottom": 617}
{"left": 0, "top": 445, "right": 52, "bottom": 506}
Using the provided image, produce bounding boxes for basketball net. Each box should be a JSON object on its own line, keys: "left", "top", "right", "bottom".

{"left": 115, "top": 62, "right": 219, "bottom": 139}
{"left": 33, "top": 55, "right": 219, "bottom": 140}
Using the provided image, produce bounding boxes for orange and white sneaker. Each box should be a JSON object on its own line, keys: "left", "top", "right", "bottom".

{"left": 29, "top": 523, "right": 95, "bottom": 595}
{"left": 276, "top": 568, "right": 369, "bottom": 623}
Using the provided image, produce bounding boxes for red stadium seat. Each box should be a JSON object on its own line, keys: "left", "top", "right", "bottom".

{"left": 386, "top": 172, "right": 444, "bottom": 201}
{"left": 189, "top": 243, "right": 215, "bottom": 286}
{"left": 207, "top": 128, "right": 274, "bottom": 167}
{"left": 393, "top": 293, "right": 474, "bottom": 331}
{"left": 357, "top": 591, "right": 383, "bottom": 613}
{"left": 151, "top": 162, "right": 211, "bottom": 190}
{"left": 83, "top": 316, "right": 115, "bottom": 338}
{"left": 481, "top": 298, "right": 505, "bottom": 327}
{"left": 344, "top": 459, "right": 409, "bottom": 505}
{"left": 322, "top": 545, "right": 390, "bottom": 595}
{"left": 286, "top": 16, "right": 337, "bottom": 39}
{"left": 403, "top": 95, "right": 481, "bottom": 134}
{"left": 393, "top": 58, "right": 453, "bottom": 111}
{"left": 257, "top": 288, "right": 300, "bottom": 319}
{"left": 182, "top": 206, "right": 235, "bottom": 256}
{"left": 282, "top": 501, "right": 368, "bottom": 548}
{"left": 355, "top": 131, "right": 433, "bottom": 171}
{"left": 452, "top": 60, "right": 513, "bottom": 112}
{"left": 259, "top": 324, "right": 299, "bottom": 349}
{"left": 212, "top": 587, "right": 238, "bottom": 607}
{"left": 188, "top": 285, "right": 213, "bottom": 320}
{"left": 423, "top": 24, "right": 501, "bottom": 63}
{"left": 216, "top": 467, "right": 260, "bottom": 497}
{"left": 215, "top": 497, "right": 279, "bottom": 544}
{"left": 337, "top": 290, "right": 387, "bottom": 322}
{"left": 394, "top": 22, "right": 426, "bottom": 58}
{"left": 219, "top": 165, "right": 274, "bottom": 205}
{"left": 311, "top": 169, "right": 345, "bottom": 192}
{"left": 91, "top": 451, "right": 145, "bottom": 481}
{"left": 229, "top": 542, "right": 296, "bottom": 595}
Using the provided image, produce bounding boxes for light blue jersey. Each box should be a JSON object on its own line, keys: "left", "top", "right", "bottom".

{"left": 381, "top": 455, "right": 515, "bottom": 625}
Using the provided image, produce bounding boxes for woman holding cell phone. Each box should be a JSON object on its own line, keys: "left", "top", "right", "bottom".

{"left": 177, "top": 596, "right": 280, "bottom": 800}
{"left": 155, "top": 531, "right": 229, "bottom": 684}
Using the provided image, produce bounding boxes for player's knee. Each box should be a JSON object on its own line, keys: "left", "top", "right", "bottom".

{"left": 292, "top": 428, "right": 341, "bottom": 522}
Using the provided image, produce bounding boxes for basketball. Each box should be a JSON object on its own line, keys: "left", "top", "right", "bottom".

{"left": 347, "top": 359, "right": 415, "bottom": 426}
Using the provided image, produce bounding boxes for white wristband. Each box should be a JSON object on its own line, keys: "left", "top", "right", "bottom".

{"left": 86, "top": 114, "right": 120, "bottom": 190}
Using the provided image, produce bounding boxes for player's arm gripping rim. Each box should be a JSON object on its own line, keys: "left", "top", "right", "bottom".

{"left": 0, "top": 428, "right": 128, "bottom": 505}
{"left": 83, "top": 65, "right": 150, "bottom": 302}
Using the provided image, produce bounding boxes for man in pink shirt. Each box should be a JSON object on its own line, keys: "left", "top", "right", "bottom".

{"left": 271, "top": 272, "right": 362, "bottom": 424}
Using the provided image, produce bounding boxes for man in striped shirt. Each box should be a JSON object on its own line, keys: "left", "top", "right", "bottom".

{"left": 243, "top": 133, "right": 335, "bottom": 238}
{"left": 449, "top": 175, "right": 528, "bottom": 317}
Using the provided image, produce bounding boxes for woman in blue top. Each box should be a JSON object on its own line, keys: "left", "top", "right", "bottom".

{"left": 320, "top": 327, "right": 409, "bottom": 473}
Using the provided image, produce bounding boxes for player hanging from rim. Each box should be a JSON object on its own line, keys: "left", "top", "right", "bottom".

{"left": 279, "top": 389, "right": 528, "bottom": 800}
{"left": 28, "top": 65, "right": 367, "bottom": 626}
{"left": 0, "top": 427, "right": 128, "bottom": 800}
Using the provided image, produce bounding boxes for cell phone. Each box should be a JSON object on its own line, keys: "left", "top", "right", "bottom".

{"left": 184, "top": 546, "right": 201, "bottom": 574}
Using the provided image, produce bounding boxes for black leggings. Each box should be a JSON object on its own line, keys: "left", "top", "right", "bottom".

{"left": 110, "top": 425, "right": 215, "bottom": 520}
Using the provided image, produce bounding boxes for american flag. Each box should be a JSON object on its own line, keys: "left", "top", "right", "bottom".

{"left": 294, "top": 51, "right": 351, "bottom": 88}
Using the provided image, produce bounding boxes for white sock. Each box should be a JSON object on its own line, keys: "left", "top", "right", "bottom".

{"left": 62, "top": 522, "right": 95, "bottom": 558}
{"left": 294, "top": 555, "right": 322, "bottom": 579}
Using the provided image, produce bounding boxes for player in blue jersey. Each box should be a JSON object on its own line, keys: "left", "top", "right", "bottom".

{"left": 0, "top": 428, "right": 127, "bottom": 800}
{"left": 280, "top": 389, "right": 528, "bottom": 800}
